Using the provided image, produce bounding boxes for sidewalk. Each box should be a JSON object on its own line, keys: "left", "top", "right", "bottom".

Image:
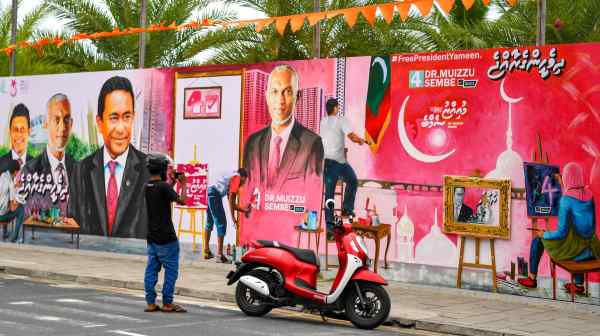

{"left": 1, "top": 242, "right": 599, "bottom": 336}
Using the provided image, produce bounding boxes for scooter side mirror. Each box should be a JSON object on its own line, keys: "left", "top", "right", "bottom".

{"left": 325, "top": 199, "right": 335, "bottom": 211}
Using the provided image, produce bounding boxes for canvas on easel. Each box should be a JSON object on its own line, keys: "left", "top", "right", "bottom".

{"left": 174, "top": 145, "right": 209, "bottom": 252}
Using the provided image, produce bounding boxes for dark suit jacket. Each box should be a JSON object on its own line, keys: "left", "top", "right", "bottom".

{"left": 243, "top": 121, "right": 324, "bottom": 192}
{"left": 21, "top": 150, "right": 76, "bottom": 211}
{"left": 70, "top": 145, "right": 149, "bottom": 238}
{"left": 0, "top": 152, "right": 34, "bottom": 173}
{"left": 457, "top": 204, "right": 473, "bottom": 222}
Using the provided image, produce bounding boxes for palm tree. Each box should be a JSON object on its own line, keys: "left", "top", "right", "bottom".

{"left": 493, "top": 0, "right": 600, "bottom": 45}
{"left": 0, "top": 1, "right": 73, "bottom": 76}
{"left": 186, "top": 0, "right": 430, "bottom": 64}
{"left": 43, "top": 0, "right": 237, "bottom": 71}
{"left": 187, "top": 0, "right": 529, "bottom": 65}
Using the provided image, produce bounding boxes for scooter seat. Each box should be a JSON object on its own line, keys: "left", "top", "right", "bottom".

{"left": 257, "top": 240, "right": 319, "bottom": 266}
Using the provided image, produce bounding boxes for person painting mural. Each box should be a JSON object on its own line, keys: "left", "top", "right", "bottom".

{"left": 518, "top": 162, "right": 600, "bottom": 294}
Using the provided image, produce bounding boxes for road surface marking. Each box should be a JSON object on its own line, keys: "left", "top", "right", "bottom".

{"left": 30, "top": 301, "right": 149, "bottom": 323}
{"left": 0, "top": 307, "right": 105, "bottom": 328}
{"left": 9, "top": 301, "right": 34, "bottom": 305}
{"left": 109, "top": 331, "right": 149, "bottom": 336}
{"left": 56, "top": 298, "right": 87, "bottom": 303}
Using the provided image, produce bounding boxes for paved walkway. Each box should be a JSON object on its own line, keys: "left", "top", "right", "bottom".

{"left": 1, "top": 242, "right": 599, "bottom": 336}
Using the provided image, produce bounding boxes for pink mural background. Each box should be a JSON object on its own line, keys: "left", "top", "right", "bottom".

{"left": 342, "top": 44, "right": 600, "bottom": 283}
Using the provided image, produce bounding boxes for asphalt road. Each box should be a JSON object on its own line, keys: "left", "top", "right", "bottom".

{"left": 0, "top": 274, "right": 432, "bottom": 336}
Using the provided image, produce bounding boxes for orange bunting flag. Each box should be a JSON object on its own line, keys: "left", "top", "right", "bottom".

{"left": 379, "top": 3, "right": 395, "bottom": 24}
{"left": 415, "top": 0, "right": 434, "bottom": 16}
{"left": 275, "top": 17, "right": 289, "bottom": 35}
{"left": 436, "top": 0, "right": 456, "bottom": 14}
{"left": 397, "top": 2, "right": 411, "bottom": 21}
{"left": 70, "top": 33, "right": 90, "bottom": 41}
{"left": 307, "top": 12, "right": 325, "bottom": 26}
{"left": 289, "top": 15, "right": 306, "bottom": 32}
{"left": 506, "top": 0, "right": 518, "bottom": 5}
{"left": 34, "top": 38, "right": 50, "bottom": 48}
{"left": 147, "top": 24, "right": 160, "bottom": 32}
{"left": 255, "top": 18, "right": 273, "bottom": 32}
{"left": 324, "top": 9, "right": 342, "bottom": 20}
{"left": 51, "top": 37, "right": 63, "bottom": 46}
{"left": 461, "top": 0, "right": 476, "bottom": 10}
{"left": 3, "top": 46, "right": 15, "bottom": 56}
{"left": 0, "top": 0, "right": 502, "bottom": 57}
{"left": 360, "top": 6, "right": 378, "bottom": 26}
{"left": 343, "top": 8, "right": 361, "bottom": 28}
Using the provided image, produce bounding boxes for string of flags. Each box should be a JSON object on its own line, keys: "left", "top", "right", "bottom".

{"left": 1, "top": 0, "right": 517, "bottom": 57}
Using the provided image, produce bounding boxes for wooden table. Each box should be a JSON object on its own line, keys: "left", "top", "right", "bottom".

{"left": 295, "top": 226, "right": 324, "bottom": 258}
{"left": 23, "top": 217, "right": 81, "bottom": 249}
{"left": 352, "top": 223, "right": 391, "bottom": 273}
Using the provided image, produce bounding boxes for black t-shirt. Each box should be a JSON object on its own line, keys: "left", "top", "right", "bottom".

{"left": 145, "top": 180, "right": 179, "bottom": 245}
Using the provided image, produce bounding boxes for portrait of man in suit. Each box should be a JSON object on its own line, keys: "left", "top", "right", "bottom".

{"left": 453, "top": 187, "right": 474, "bottom": 223}
{"left": 22, "top": 94, "right": 75, "bottom": 216}
{"left": 242, "top": 65, "right": 324, "bottom": 193}
{"left": 0, "top": 104, "right": 34, "bottom": 173}
{"left": 70, "top": 76, "right": 149, "bottom": 238}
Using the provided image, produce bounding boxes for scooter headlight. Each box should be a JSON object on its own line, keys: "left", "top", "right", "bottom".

{"left": 355, "top": 236, "right": 369, "bottom": 256}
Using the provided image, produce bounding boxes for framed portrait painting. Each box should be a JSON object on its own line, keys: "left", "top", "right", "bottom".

{"left": 443, "top": 176, "right": 511, "bottom": 240}
{"left": 183, "top": 86, "right": 222, "bottom": 119}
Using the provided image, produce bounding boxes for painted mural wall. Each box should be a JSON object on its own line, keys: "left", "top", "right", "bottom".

{"left": 0, "top": 43, "right": 599, "bottom": 303}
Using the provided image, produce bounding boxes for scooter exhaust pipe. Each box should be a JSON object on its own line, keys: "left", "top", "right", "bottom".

{"left": 240, "top": 275, "right": 270, "bottom": 297}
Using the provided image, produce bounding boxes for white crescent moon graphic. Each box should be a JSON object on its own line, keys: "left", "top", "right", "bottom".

{"left": 398, "top": 96, "right": 456, "bottom": 163}
{"left": 500, "top": 78, "right": 523, "bottom": 104}
{"left": 372, "top": 57, "right": 388, "bottom": 83}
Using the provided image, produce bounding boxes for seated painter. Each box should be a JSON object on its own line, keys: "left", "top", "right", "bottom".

{"left": 518, "top": 162, "right": 600, "bottom": 294}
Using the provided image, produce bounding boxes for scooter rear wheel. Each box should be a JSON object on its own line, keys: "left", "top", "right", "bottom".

{"left": 235, "top": 269, "right": 273, "bottom": 317}
{"left": 345, "top": 282, "right": 391, "bottom": 329}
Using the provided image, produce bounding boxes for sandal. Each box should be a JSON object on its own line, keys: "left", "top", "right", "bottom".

{"left": 203, "top": 250, "right": 214, "bottom": 260}
{"left": 216, "top": 254, "right": 230, "bottom": 264}
{"left": 161, "top": 304, "right": 187, "bottom": 313}
{"left": 144, "top": 304, "right": 161, "bottom": 312}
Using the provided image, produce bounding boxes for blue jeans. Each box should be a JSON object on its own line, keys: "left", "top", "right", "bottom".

{"left": 324, "top": 159, "right": 357, "bottom": 227}
{"left": 144, "top": 241, "right": 179, "bottom": 305}
{"left": 206, "top": 187, "right": 227, "bottom": 237}
{"left": 529, "top": 237, "right": 592, "bottom": 284}
{"left": 0, "top": 206, "right": 24, "bottom": 242}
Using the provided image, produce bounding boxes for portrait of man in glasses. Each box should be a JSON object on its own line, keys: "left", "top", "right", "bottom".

{"left": 22, "top": 93, "right": 76, "bottom": 216}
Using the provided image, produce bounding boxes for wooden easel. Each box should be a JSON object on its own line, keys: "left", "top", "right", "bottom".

{"left": 175, "top": 145, "right": 206, "bottom": 252}
{"left": 456, "top": 169, "right": 498, "bottom": 292}
{"left": 457, "top": 235, "right": 498, "bottom": 292}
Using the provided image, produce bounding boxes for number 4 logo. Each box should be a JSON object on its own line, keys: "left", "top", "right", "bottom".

{"left": 541, "top": 175, "right": 560, "bottom": 208}
{"left": 409, "top": 71, "right": 424, "bottom": 88}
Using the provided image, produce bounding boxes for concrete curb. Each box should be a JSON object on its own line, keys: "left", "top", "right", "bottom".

{"left": 1, "top": 265, "right": 525, "bottom": 336}
{"left": 7, "top": 241, "right": 596, "bottom": 315}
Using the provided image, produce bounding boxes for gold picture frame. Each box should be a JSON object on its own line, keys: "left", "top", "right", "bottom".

{"left": 443, "top": 175, "right": 511, "bottom": 240}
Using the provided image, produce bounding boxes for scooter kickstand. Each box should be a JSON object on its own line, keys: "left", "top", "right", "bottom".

{"left": 320, "top": 311, "right": 328, "bottom": 323}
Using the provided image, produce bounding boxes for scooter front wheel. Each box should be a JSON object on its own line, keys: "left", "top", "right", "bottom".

{"left": 345, "top": 282, "right": 391, "bottom": 329}
{"left": 235, "top": 269, "right": 273, "bottom": 317}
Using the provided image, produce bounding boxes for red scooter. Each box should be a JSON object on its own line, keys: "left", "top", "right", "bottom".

{"left": 226, "top": 200, "right": 391, "bottom": 329}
